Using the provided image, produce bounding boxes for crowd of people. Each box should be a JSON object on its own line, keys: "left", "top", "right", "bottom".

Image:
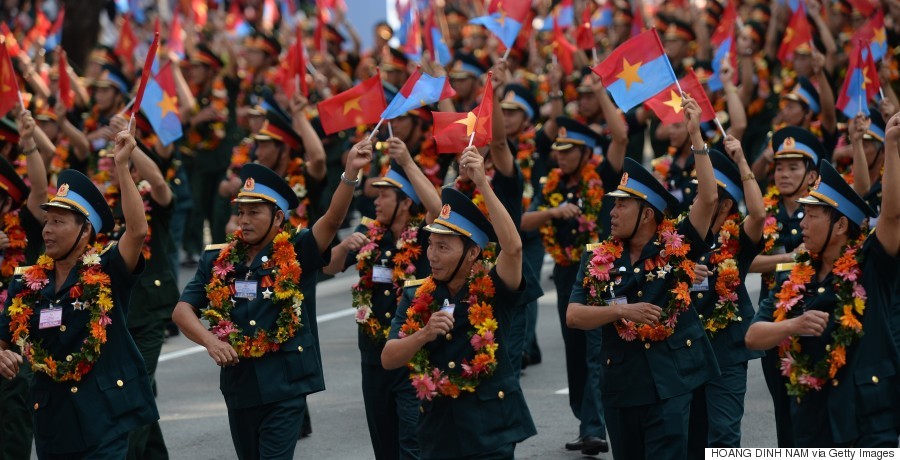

{"left": 0, "top": 0, "right": 899, "bottom": 458}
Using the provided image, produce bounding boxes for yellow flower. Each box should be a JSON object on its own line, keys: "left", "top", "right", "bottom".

{"left": 476, "top": 318, "right": 498, "bottom": 334}
{"left": 37, "top": 255, "right": 54, "bottom": 269}
{"left": 96, "top": 293, "right": 113, "bottom": 311}
{"left": 548, "top": 193, "right": 564, "bottom": 208}
{"left": 853, "top": 298, "right": 865, "bottom": 316}
{"left": 7, "top": 297, "right": 24, "bottom": 316}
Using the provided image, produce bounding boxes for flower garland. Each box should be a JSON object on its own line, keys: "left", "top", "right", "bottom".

{"left": 8, "top": 245, "right": 113, "bottom": 382}
{"left": 400, "top": 261, "right": 498, "bottom": 400}
{"left": 515, "top": 130, "right": 537, "bottom": 210}
{"left": 773, "top": 237, "right": 866, "bottom": 398}
{"left": 202, "top": 229, "right": 304, "bottom": 358}
{"left": 414, "top": 139, "right": 442, "bottom": 188}
{"left": 286, "top": 157, "right": 312, "bottom": 229}
{"left": 583, "top": 218, "right": 697, "bottom": 341}
{"left": 651, "top": 153, "right": 674, "bottom": 190}
{"left": 0, "top": 210, "right": 28, "bottom": 305}
{"left": 760, "top": 186, "right": 782, "bottom": 292}
{"left": 702, "top": 214, "right": 743, "bottom": 335}
{"left": 539, "top": 156, "right": 604, "bottom": 266}
{"left": 352, "top": 218, "right": 423, "bottom": 342}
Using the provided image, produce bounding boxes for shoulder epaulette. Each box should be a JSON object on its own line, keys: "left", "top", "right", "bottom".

{"left": 360, "top": 217, "right": 376, "bottom": 227}
{"left": 404, "top": 279, "right": 426, "bottom": 288}
{"left": 13, "top": 266, "right": 31, "bottom": 276}
{"left": 205, "top": 243, "right": 227, "bottom": 251}
{"left": 775, "top": 263, "right": 796, "bottom": 272}
{"left": 585, "top": 243, "right": 600, "bottom": 252}
{"left": 100, "top": 241, "right": 116, "bottom": 255}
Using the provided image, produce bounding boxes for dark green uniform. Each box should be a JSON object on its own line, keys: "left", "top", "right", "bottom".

{"left": 569, "top": 220, "right": 720, "bottom": 460}
{"left": 687, "top": 226, "right": 764, "bottom": 457}
{"left": 390, "top": 267, "right": 537, "bottom": 459}
{"left": 343, "top": 219, "right": 430, "bottom": 460}
{"left": 179, "top": 228, "right": 328, "bottom": 459}
{"left": 753, "top": 236, "right": 900, "bottom": 446}
{"left": 0, "top": 244, "right": 158, "bottom": 458}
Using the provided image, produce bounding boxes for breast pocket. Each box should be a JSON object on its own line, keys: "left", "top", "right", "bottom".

{"left": 474, "top": 376, "right": 520, "bottom": 436}
{"left": 854, "top": 361, "right": 897, "bottom": 422}
{"left": 95, "top": 364, "right": 146, "bottom": 417}
{"left": 282, "top": 332, "right": 321, "bottom": 382}
{"left": 667, "top": 329, "right": 706, "bottom": 378}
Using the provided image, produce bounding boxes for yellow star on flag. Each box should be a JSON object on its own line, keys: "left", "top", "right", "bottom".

{"left": 662, "top": 90, "right": 683, "bottom": 113}
{"left": 783, "top": 27, "right": 794, "bottom": 44}
{"left": 157, "top": 91, "right": 178, "bottom": 118}
{"left": 617, "top": 58, "right": 643, "bottom": 91}
{"left": 861, "top": 67, "right": 872, "bottom": 90}
{"left": 0, "top": 59, "right": 10, "bottom": 93}
{"left": 343, "top": 96, "right": 362, "bottom": 115}
{"left": 874, "top": 27, "right": 886, "bottom": 46}
{"left": 496, "top": 3, "right": 507, "bottom": 26}
{"left": 455, "top": 112, "right": 477, "bottom": 136}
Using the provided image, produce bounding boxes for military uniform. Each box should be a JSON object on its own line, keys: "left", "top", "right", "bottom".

{"left": 570, "top": 158, "right": 719, "bottom": 459}
{"left": 752, "top": 161, "right": 900, "bottom": 447}
{"left": 0, "top": 170, "right": 158, "bottom": 458}
{"left": 178, "top": 164, "right": 329, "bottom": 459}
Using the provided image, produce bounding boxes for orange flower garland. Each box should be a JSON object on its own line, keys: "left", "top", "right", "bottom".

{"left": 539, "top": 157, "right": 604, "bottom": 266}
{"left": 760, "top": 186, "right": 782, "bottom": 292}
{"left": 285, "top": 158, "right": 312, "bottom": 229}
{"left": 8, "top": 245, "right": 113, "bottom": 382}
{"left": 702, "top": 214, "right": 743, "bottom": 335}
{"left": 400, "top": 261, "right": 498, "bottom": 400}
{"left": 583, "top": 218, "right": 697, "bottom": 342}
{"left": 202, "top": 229, "right": 304, "bottom": 358}
{"left": 773, "top": 237, "right": 866, "bottom": 398}
{"left": 0, "top": 210, "right": 28, "bottom": 304}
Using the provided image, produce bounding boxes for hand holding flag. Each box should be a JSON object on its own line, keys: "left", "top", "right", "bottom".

{"left": 318, "top": 72, "right": 386, "bottom": 135}
{"left": 127, "top": 31, "right": 160, "bottom": 127}
{"left": 433, "top": 72, "right": 493, "bottom": 153}
{"left": 645, "top": 68, "right": 716, "bottom": 126}
{"left": 470, "top": 0, "right": 531, "bottom": 53}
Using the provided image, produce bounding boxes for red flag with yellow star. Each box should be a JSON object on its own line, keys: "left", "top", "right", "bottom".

{"left": 0, "top": 38, "right": 21, "bottom": 118}
{"left": 318, "top": 73, "right": 386, "bottom": 135}
{"left": 432, "top": 75, "right": 493, "bottom": 153}
{"left": 58, "top": 49, "right": 74, "bottom": 109}
{"left": 115, "top": 15, "right": 138, "bottom": 71}
{"left": 644, "top": 68, "right": 716, "bottom": 125}
{"left": 777, "top": 3, "right": 813, "bottom": 61}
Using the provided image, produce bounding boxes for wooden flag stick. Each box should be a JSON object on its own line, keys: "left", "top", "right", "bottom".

{"left": 387, "top": 121, "right": 394, "bottom": 139}
{"left": 714, "top": 117, "right": 727, "bottom": 139}
{"left": 592, "top": 47, "right": 599, "bottom": 66}
{"left": 502, "top": 46, "right": 512, "bottom": 61}
{"left": 367, "top": 118, "right": 385, "bottom": 141}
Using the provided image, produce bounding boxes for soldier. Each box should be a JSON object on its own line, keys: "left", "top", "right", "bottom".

{"left": 0, "top": 132, "right": 159, "bottom": 458}
{"left": 686, "top": 142, "right": 766, "bottom": 457}
{"left": 83, "top": 65, "right": 130, "bottom": 164}
{"left": 745, "top": 112, "right": 900, "bottom": 446}
{"left": 172, "top": 141, "right": 372, "bottom": 459}
{"left": 566, "top": 97, "right": 720, "bottom": 459}
{"left": 323, "top": 144, "right": 441, "bottom": 459}
{"left": 382, "top": 149, "right": 537, "bottom": 459}
{"left": 448, "top": 53, "right": 489, "bottom": 113}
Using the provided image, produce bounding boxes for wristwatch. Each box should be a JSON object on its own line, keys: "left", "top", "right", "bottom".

{"left": 340, "top": 172, "right": 360, "bottom": 187}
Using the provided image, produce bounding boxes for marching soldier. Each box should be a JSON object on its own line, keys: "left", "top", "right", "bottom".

{"left": 0, "top": 132, "right": 159, "bottom": 458}
{"left": 382, "top": 148, "right": 537, "bottom": 459}
{"left": 172, "top": 140, "right": 372, "bottom": 459}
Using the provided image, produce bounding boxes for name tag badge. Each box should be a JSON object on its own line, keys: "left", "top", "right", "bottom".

{"left": 606, "top": 296, "right": 628, "bottom": 306}
{"left": 234, "top": 280, "right": 258, "bottom": 300}
{"left": 372, "top": 265, "right": 393, "bottom": 284}
{"left": 690, "top": 277, "right": 710, "bottom": 292}
{"left": 39, "top": 307, "right": 63, "bottom": 329}
{"left": 440, "top": 298, "right": 455, "bottom": 314}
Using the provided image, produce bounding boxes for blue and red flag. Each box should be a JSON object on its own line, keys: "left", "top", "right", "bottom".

{"left": 539, "top": 0, "right": 574, "bottom": 31}
{"left": 592, "top": 1, "right": 614, "bottom": 29}
{"left": 44, "top": 9, "right": 64, "bottom": 51}
{"left": 169, "top": 13, "right": 185, "bottom": 59}
{"left": 401, "top": 4, "right": 422, "bottom": 61}
{"left": 707, "top": 1, "right": 737, "bottom": 92}
{"left": 853, "top": 9, "right": 887, "bottom": 62}
{"left": 423, "top": 8, "right": 452, "bottom": 66}
{"left": 591, "top": 29, "right": 677, "bottom": 112}
{"left": 470, "top": 0, "right": 531, "bottom": 49}
{"left": 226, "top": 1, "right": 253, "bottom": 38}
{"left": 836, "top": 40, "right": 875, "bottom": 118}
{"left": 381, "top": 68, "right": 456, "bottom": 120}
{"left": 141, "top": 61, "right": 183, "bottom": 146}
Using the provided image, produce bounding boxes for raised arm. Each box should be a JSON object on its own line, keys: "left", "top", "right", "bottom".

{"left": 460, "top": 146, "right": 522, "bottom": 290}
{"left": 848, "top": 115, "right": 872, "bottom": 198}
{"left": 18, "top": 110, "right": 48, "bottom": 218}
{"left": 812, "top": 51, "right": 836, "bottom": 136}
{"left": 312, "top": 139, "right": 372, "bottom": 253}
{"left": 594, "top": 78, "right": 627, "bottom": 173}
{"left": 720, "top": 59, "right": 747, "bottom": 140}
{"left": 55, "top": 101, "right": 90, "bottom": 161}
{"left": 290, "top": 93, "right": 327, "bottom": 182}
{"left": 113, "top": 131, "right": 149, "bottom": 272}
{"left": 724, "top": 135, "right": 765, "bottom": 242}
{"left": 386, "top": 137, "right": 442, "bottom": 222}
{"left": 488, "top": 63, "right": 514, "bottom": 178}
{"left": 110, "top": 115, "right": 172, "bottom": 207}
{"left": 684, "top": 96, "right": 718, "bottom": 237}
{"left": 877, "top": 112, "right": 900, "bottom": 257}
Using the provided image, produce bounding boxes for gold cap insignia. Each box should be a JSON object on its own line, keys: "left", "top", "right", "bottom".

{"left": 558, "top": 127, "right": 568, "bottom": 138}
{"left": 503, "top": 91, "right": 517, "bottom": 103}
{"left": 244, "top": 177, "right": 255, "bottom": 191}
{"left": 783, "top": 137, "right": 796, "bottom": 149}
{"left": 619, "top": 172, "right": 629, "bottom": 186}
{"left": 57, "top": 183, "right": 69, "bottom": 197}
{"left": 440, "top": 204, "right": 452, "bottom": 219}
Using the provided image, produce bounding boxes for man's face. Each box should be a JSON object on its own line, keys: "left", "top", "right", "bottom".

{"left": 664, "top": 38, "right": 688, "bottom": 61}
{"left": 609, "top": 197, "right": 643, "bottom": 239}
{"left": 374, "top": 188, "right": 401, "bottom": 225}
{"left": 427, "top": 233, "right": 471, "bottom": 282}
{"left": 248, "top": 114, "right": 266, "bottom": 134}
{"left": 187, "top": 63, "right": 210, "bottom": 86}
{"left": 237, "top": 202, "right": 278, "bottom": 242}
{"left": 450, "top": 75, "right": 476, "bottom": 99}
{"left": 665, "top": 121, "right": 689, "bottom": 148}
{"left": 385, "top": 68, "right": 406, "bottom": 88}
{"left": 793, "top": 54, "right": 813, "bottom": 77}
{"left": 800, "top": 205, "right": 834, "bottom": 253}
{"left": 779, "top": 99, "right": 809, "bottom": 126}
{"left": 502, "top": 109, "right": 527, "bottom": 137}
{"left": 255, "top": 140, "right": 282, "bottom": 169}
{"left": 43, "top": 208, "right": 88, "bottom": 259}
{"left": 556, "top": 147, "right": 586, "bottom": 175}
{"left": 391, "top": 116, "right": 416, "bottom": 143}
{"left": 578, "top": 92, "right": 601, "bottom": 120}
{"left": 774, "top": 158, "right": 812, "bottom": 196}
{"left": 94, "top": 86, "right": 119, "bottom": 112}
{"left": 244, "top": 48, "right": 268, "bottom": 70}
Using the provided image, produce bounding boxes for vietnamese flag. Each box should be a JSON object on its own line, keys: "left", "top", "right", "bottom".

{"left": 318, "top": 73, "right": 386, "bottom": 135}
{"left": 169, "top": 13, "right": 185, "bottom": 59}
{"left": 777, "top": 3, "right": 813, "bottom": 61}
{"left": 128, "top": 32, "right": 160, "bottom": 117}
{"left": 1, "top": 24, "right": 21, "bottom": 56}
{"left": 433, "top": 73, "right": 493, "bottom": 154}
{"left": 0, "top": 39, "right": 21, "bottom": 117}
{"left": 575, "top": 5, "right": 595, "bottom": 50}
{"left": 644, "top": 68, "right": 716, "bottom": 125}
{"left": 58, "top": 49, "right": 74, "bottom": 109}
{"left": 192, "top": 0, "right": 208, "bottom": 27}
{"left": 552, "top": 16, "right": 577, "bottom": 75}
{"left": 116, "top": 15, "right": 138, "bottom": 69}
{"left": 25, "top": 10, "right": 51, "bottom": 50}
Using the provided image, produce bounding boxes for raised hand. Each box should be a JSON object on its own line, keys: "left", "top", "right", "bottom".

{"left": 386, "top": 137, "right": 413, "bottom": 167}
{"left": 723, "top": 135, "right": 747, "bottom": 164}
{"left": 458, "top": 146, "right": 487, "bottom": 187}
{"left": 848, "top": 114, "right": 870, "bottom": 144}
{"left": 113, "top": 131, "right": 137, "bottom": 165}
{"left": 346, "top": 138, "right": 374, "bottom": 176}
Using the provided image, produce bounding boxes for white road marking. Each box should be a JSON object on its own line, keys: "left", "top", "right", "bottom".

{"left": 555, "top": 387, "right": 569, "bottom": 395}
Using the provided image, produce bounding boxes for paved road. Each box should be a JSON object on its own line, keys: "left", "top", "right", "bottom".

{"left": 140, "top": 257, "right": 777, "bottom": 460}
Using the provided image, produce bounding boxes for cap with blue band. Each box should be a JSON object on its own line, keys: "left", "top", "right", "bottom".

{"left": 502, "top": 93, "right": 535, "bottom": 121}
{"left": 42, "top": 169, "right": 115, "bottom": 234}
{"left": 424, "top": 187, "right": 496, "bottom": 249}
{"left": 234, "top": 163, "right": 301, "bottom": 215}
{"left": 608, "top": 158, "right": 679, "bottom": 213}
{"left": 372, "top": 165, "right": 421, "bottom": 205}
{"left": 714, "top": 168, "right": 743, "bottom": 203}
{"left": 797, "top": 160, "right": 875, "bottom": 227}
{"left": 772, "top": 126, "right": 824, "bottom": 166}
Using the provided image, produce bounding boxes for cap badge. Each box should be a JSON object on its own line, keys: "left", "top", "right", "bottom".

{"left": 619, "top": 172, "right": 629, "bottom": 186}
{"left": 440, "top": 204, "right": 452, "bottom": 220}
{"left": 244, "top": 177, "right": 255, "bottom": 191}
{"left": 558, "top": 127, "right": 568, "bottom": 138}
{"left": 57, "top": 183, "right": 69, "bottom": 197}
{"left": 783, "top": 137, "right": 796, "bottom": 149}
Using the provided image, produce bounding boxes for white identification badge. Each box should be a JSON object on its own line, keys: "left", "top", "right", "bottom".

{"left": 39, "top": 307, "right": 63, "bottom": 329}
{"left": 372, "top": 264, "right": 393, "bottom": 284}
{"left": 440, "top": 298, "right": 455, "bottom": 314}
{"left": 691, "top": 277, "right": 710, "bottom": 292}
{"left": 234, "top": 280, "right": 258, "bottom": 300}
{"left": 606, "top": 297, "right": 628, "bottom": 306}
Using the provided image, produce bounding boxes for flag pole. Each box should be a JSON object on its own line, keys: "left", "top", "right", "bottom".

{"left": 592, "top": 47, "right": 599, "bottom": 66}
{"left": 387, "top": 121, "right": 394, "bottom": 139}
{"left": 714, "top": 117, "right": 727, "bottom": 139}
{"left": 367, "top": 118, "right": 385, "bottom": 141}
{"left": 502, "top": 46, "right": 512, "bottom": 61}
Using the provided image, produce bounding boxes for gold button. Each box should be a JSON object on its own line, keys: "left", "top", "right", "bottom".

{"left": 633, "top": 267, "right": 640, "bottom": 274}
{"left": 71, "top": 387, "right": 78, "bottom": 394}
{"left": 445, "top": 333, "right": 452, "bottom": 340}
{"left": 297, "top": 346, "right": 304, "bottom": 352}
{"left": 60, "top": 325, "right": 66, "bottom": 332}
{"left": 65, "top": 355, "right": 73, "bottom": 362}
{"left": 832, "top": 379, "right": 839, "bottom": 387}
{"left": 644, "top": 343, "right": 651, "bottom": 349}
{"left": 154, "top": 280, "right": 161, "bottom": 287}
{"left": 872, "top": 376, "right": 879, "bottom": 384}
{"left": 791, "top": 229, "right": 798, "bottom": 235}
{"left": 174, "top": 178, "right": 182, "bottom": 185}
{"left": 498, "top": 391, "right": 505, "bottom": 399}
{"left": 249, "top": 320, "right": 256, "bottom": 326}
{"left": 566, "top": 193, "right": 574, "bottom": 199}
{"left": 33, "top": 403, "right": 39, "bottom": 410}
{"left": 685, "top": 187, "right": 692, "bottom": 195}
{"left": 116, "top": 380, "right": 124, "bottom": 388}
{"left": 448, "top": 361, "right": 456, "bottom": 369}
{"left": 385, "top": 312, "right": 392, "bottom": 319}
{"left": 571, "top": 229, "right": 577, "bottom": 234}
{"left": 700, "top": 256, "right": 705, "bottom": 262}
{"left": 419, "top": 406, "right": 424, "bottom": 413}
{"left": 384, "top": 290, "right": 391, "bottom": 296}
{"left": 385, "top": 250, "right": 392, "bottom": 257}
{"left": 637, "top": 291, "right": 643, "bottom": 297}
{"left": 606, "top": 358, "right": 611, "bottom": 365}
{"left": 686, "top": 339, "right": 692, "bottom": 347}
{"left": 817, "top": 287, "right": 825, "bottom": 294}
{"left": 697, "top": 293, "right": 704, "bottom": 299}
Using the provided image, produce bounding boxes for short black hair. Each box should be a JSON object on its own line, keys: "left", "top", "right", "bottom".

{"left": 392, "top": 189, "right": 424, "bottom": 216}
